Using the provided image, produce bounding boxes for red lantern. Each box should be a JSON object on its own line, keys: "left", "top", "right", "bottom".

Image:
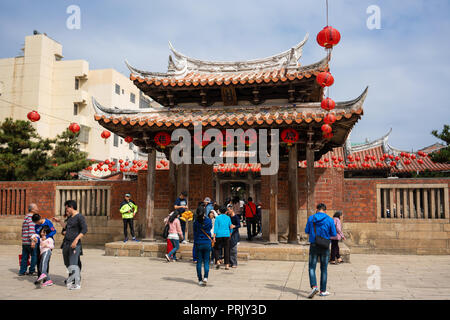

{"left": 125, "top": 161, "right": 129, "bottom": 166}
{"left": 216, "top": 130, "right": 233, "bottom": 147}
{"left": 27, "top": 110, "right": 40, "bottom": 122}
{"left": 316, "top": 71, "right": 334, "bottom": 87}
{"left": 316, "top": 26, "right": 341, "bottom": 48}
{"left": 418, "top": 159, "right": 424, "bottom": 165}
{"left": 323, "top": 113, "right": 336, "bottom": 125}
{"left": 69, "top": 123, "right": 80, "bottom": 133}
{"left": 194, "top": 131, "right": 211, "bottom": 148}
{"left": 321, "top": 124, "right": 332, "bottom": 134}
{"left": 324, "top": 158, "right": 329, "bottom": 163}
{"left": 240, "top": 130, "right": 258, "bottom": 147}
{"left": 405, "top": 153, "right": 410, "bottom": 159}
{"left": 119, "top": 159, "right": 123, "bottom": 164}
{"left": 101, "top": 130, "right": 111, "bottom": 139}
{"left": 132, "top": 160, "right": 137, "bottom": 165}
{"left": 355, "top": 156, "right": 360, "bottom": 162}
{"left": 157, "top": 164, "right": 162, "bottom": 169}
{"left": 280, "top": 128, "right": 299, "bottom": 146}
{"left": 321, "top": 98, "right": 336, "bottom": 111}
{"left": 124, "top": 136, "right": 133, "bottom": 143}
{"left": 395, "top": 156, "right": 400, "bottom": 161}
{"left": 390, "top": 161, "right": 397, "bottom": 167}
{"left": 411, "top": 154, "right": 416, "bottom": 160}
{"left": 389, "top": 155, "right": 394, "bottom": 160}
{"left": 154, "top": 132, "right": 171, "bottom": 149}
{"left": 404, "top": 160, "right": 411, "bottom": 165}
{"left": 331, "top": 156, "right": 337, "bottom": 161}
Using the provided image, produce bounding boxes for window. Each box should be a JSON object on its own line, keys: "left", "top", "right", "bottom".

{"left": 78, "top": 125, "right": 90, "bottom": 144}
{"left": 113, "top": 134, "right": 118, "bottom": 147}
{"left": 122, "top": 89, "right": 124, "bottom": 94}
{"left": 129, "top": 142, "right": 134, "bottom": 150}
{"left": 75, "top": 78, "right": 79, "bottom": 90}
{"left": 115, "top": 84, "right": 120, "bottom": 95}
{"left": 130, "top": 93, "right": 136, "bottom": 104}
{"left": 139, "top": 91, "right": 150, "bottom": 109}
{"left": 73, "top": 103, "right": 78, "bottom": 115}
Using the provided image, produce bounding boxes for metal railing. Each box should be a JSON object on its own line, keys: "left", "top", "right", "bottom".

{"left": 55, "top": 186, "right": 111, "bottom": 217}
{"left": 377, "top": 184, "right": 449, "bottom": 220}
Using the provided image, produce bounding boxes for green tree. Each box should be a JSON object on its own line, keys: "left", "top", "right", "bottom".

{"left": 0, "top": 118, "right": 90, "bottom": 181}
{"left": 0, "top": 118, "right": 54, "bottom": 181}
{"left": 44, "top": 129, "right": 91, "bottom": 180}
{"left": 430, "top": 125, "right": 450, "bottom": 164}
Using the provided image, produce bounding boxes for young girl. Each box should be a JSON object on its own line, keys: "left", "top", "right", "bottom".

{"left": 330, "top": 211, "right": 346, "bottom": 264}
{"left": 31, "top": 225, "right": 55, "bottom": 287}
{"left": 164, "top": 211, "right": 183, "bottom": 262}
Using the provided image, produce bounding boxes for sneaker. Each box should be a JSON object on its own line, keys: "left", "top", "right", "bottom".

{"left": 18, "top": 273, "right": 26, "bottom": 276}
{"left": 69, "top": 284, "right": 81, "bottom": 290}
{"left": 42, "top": 280, "right": 53, "bottom": 287}
{"left": 123, "top": 238, "right": 128, "bottom": 243}
{"left": 37, "top": 273, "right": 46, "bottom": 283}
{"left": 132, "top": 237, "right": 140, "bottom": 242}
{"left": 202, "top": 278, "right": 208, "bottom": 286}
{"left": 198, "top": 280, "right": 204, "bottom": 286}
{"left": 165, "top": 254, "right": 170, "bottom": 262}
{"left": 308, "top": 286, "right": 319, "bottom": 299}
{"left": 319, "top": 291, "right": 330, "bottom": 296}
{"left": 182, "top": 240, "right": 187, "bottom": 244}
{"left": 27, "top": 271, "right": 37, "bottom": 276}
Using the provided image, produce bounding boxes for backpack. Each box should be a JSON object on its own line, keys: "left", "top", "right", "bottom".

{"left": 162, "top": 224, "right": 169, "bottom": 239}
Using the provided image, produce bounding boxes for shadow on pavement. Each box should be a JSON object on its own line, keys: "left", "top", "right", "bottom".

{"left": 264, "top": 283, "right": 309, "bottom": 298}
{"left": 162, "top": 276, "right": 209, "bottom": 286}
{"left": 9, "top": 268, "right": 67, "bottom": 288}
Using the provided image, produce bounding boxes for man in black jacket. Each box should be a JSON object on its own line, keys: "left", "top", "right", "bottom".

{"left": 52, "top": 200, "right": 87, "bottom": 290}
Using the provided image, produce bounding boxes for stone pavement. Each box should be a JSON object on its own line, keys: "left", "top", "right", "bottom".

{"left": 0, "top": 244, "right": 449, "bottom": 300}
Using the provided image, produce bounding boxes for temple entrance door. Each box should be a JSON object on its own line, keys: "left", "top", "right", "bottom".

{"left": 216, "top": 179, "right": 260, "bottom": 206}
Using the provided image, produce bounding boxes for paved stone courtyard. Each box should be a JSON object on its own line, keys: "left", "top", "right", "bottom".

{"left": 0, "top": 244, "right": 449, "bottom": 300}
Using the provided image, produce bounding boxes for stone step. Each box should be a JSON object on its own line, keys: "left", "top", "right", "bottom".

{"left": 104, "top": 241, "right": 351, "bottom": 262}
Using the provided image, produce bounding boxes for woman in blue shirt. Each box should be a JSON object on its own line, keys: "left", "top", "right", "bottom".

{"left": 193, "top": 209, "right": 213, "bottom": 286}
{"left": 212, "top": 206, "right": 235, "bottom": 270}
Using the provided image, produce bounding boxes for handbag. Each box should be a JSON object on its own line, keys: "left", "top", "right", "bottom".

{"left": 313, "top": 222, "right": 331, "bottom": 250}
{"left": 162, "top": 224, "right": 169, "bottom": 239}
{"left": 200, "top": 228, "right": 215, "bottom": 247}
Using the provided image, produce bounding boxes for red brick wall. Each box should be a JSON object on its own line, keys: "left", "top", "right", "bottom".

{"left": 260, "top": 164, "right": 345, "bottom": 211}
{"left": 0, "top": 180, "right": 136, "bottom": 220}
{"left": 343, "top": 178, "right": 450, "bottom": 223}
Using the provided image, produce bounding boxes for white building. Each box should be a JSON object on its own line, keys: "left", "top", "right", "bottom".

{"left": 0, "top": 32, "right": 155, "bottom": 167}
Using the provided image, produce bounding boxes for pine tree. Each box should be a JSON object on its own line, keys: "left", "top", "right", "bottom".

{"left": 0, "top": 118, "right": 54, "bottom": 181}
{"left": 44, "top": 129, "right": 90, "bottom": 180}
{"left": 430, "top": 125, "right": 450, "bottom": 164}
{"left": 0, "top": 118, "right": 90, "bottom": 181}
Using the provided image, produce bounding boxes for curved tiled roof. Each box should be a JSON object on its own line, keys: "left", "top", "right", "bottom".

{"left": 93, "top": 87, "right": 367, "bottom": 129}
{"left": 125, "top": 35, "right": 333, "bottom": 89}
{"left": 128, "top": 57, "right": 329, "bottom": 89}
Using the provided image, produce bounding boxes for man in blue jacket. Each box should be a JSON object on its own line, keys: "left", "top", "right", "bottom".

{"left": 305, "top": 203, "right": 336, "bottom": 298}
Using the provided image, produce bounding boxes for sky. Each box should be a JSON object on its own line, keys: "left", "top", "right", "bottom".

{"left": 0, "top": 0, "right": 449, "bottom": 151}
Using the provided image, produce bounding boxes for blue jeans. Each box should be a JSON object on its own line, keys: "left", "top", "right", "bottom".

{"left": 180, "top": 220, "right": 186, "bottom": 239}
{"left": 195, "top": 243, "right": 211, "bottom": 281}
{"left": 308, "top": 243, "right": 330, "bottom": 292}
{"left": 19, "top": 244, "right": 37, "bottom": 274}
{"left": 168, "top": 239, "right": 180, "bottom": 260}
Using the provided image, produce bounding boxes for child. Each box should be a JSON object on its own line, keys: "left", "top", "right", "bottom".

{"left": 31, "top": 225, "right": 55, "bottom": 287}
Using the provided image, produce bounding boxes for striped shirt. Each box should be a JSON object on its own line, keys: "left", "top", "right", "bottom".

{"left": 21, "top": 214, "right": 35, "bottom": 245}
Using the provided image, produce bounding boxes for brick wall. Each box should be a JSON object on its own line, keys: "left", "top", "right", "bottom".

{"left": 261, "top": 164, "right": 345, "bottom": 212}
{"left": 0, "top": 180, "right": 136, "bottom": 220}
{"left": 343, "top": 178, "right": 450, "bottom": 223}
